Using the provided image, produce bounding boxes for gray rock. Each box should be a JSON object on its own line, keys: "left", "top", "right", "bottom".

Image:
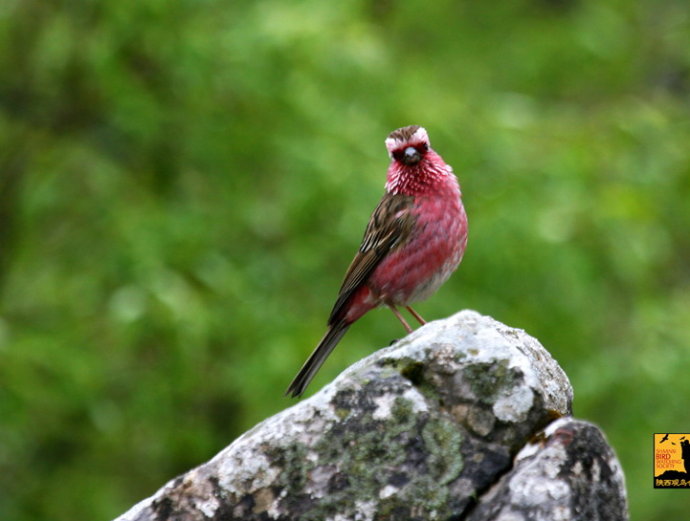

{"left": 466, "top": 417, "right": 628, "bottom": 521}
{"left": 115, "top": 310, "right": 627, "bottom": 521}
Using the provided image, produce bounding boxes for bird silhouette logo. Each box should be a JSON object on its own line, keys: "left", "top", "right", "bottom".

{"left": 654, "top": 433, "right": 690, "bottom": 488}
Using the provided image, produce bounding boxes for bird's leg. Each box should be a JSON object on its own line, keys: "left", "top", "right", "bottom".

{"left": 388, "top": 304, "right": 413, "bottom": 333}
{"left": 406, "top": 306, "right": 426, "bottom": 326}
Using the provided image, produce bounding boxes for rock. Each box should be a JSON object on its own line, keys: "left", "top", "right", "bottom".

{"left": 466, "top": 417, "right": 628, "bottom": 521}
{"left": 114, "top": 310, "right": 628, "bottom": 521}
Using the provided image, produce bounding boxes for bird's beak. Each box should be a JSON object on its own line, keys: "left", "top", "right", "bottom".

{"left": 402, "top": 146, "right": 421, "bottom": 165}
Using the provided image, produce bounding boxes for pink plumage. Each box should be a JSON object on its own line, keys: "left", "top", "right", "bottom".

{"left": 286, "top": 125, "right": 468, "bottom": 397}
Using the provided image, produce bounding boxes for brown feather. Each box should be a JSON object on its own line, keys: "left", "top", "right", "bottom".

{"left": 387, "top": 125, "right": 421, "bottom": 143}
{"left": 285, "top": 320, "right": 351, "bottom": 397}
{"left": 328, "top": 192, "right": 416, "bottom": 324}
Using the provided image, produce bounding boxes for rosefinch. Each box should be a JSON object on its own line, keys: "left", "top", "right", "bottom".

{"left": 286, "top": 125, "right": 468, "bottom": 397}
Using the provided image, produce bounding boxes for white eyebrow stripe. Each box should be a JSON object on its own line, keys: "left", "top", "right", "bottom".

{"left": 385, "top": 126, "right": 429, "bottom": 155}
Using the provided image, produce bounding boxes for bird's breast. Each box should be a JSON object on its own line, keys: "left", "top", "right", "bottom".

{"left": 368, "top": 190, "right": 468, "bottom": 305}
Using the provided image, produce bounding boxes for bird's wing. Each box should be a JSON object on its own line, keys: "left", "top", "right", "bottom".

{"left": 328, "top": 192, "right": 416, "bottom": 324}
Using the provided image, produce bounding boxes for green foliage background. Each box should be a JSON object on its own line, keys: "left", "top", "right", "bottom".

{"left": 1, "top": 0, "right": 689, "bottom": 519}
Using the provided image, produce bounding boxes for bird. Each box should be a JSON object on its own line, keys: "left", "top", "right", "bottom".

{"left": 285, "top": 125, "right": 468, "bottom": 397}
{"left": 661, "top": 434, "right": 670, "bottom": 443}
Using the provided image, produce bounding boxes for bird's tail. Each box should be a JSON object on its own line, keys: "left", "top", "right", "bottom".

{"left": 285, "top": 321, "right": 351, "bottom": 398}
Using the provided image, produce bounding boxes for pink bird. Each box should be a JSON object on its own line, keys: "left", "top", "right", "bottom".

{"left": 286, "top": 125, "right": 468, "bottom": 397}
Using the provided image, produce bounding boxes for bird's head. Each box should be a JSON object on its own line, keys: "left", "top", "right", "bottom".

{"left": 385, "top": 125, "right": 430, "bottom": 167}
{"left": 384, "top": 125, "right": 456, "bottom": 196}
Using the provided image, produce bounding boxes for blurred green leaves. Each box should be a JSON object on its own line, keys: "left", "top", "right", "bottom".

{"left": 1, "top": 0, "right": 689, "bottom": 519}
